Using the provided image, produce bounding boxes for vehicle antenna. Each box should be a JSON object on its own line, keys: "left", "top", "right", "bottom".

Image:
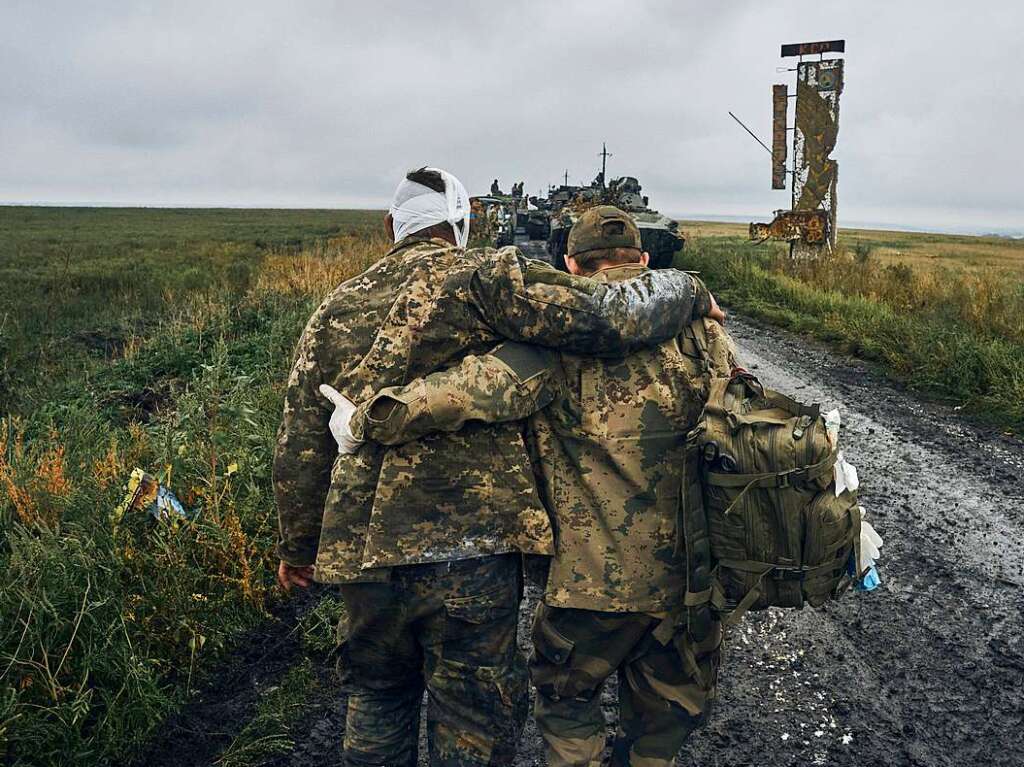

{"left": 728, "top": 111, "right": 774, "bottom": 157}
{"left": 598, "top": 142, "right": 613, "bottom": 187}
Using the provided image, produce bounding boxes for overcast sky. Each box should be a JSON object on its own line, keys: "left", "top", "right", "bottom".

{"left": 2, "top": 1, "right": 1022, "bottom": 232}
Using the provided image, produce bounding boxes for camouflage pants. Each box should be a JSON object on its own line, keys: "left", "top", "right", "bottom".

{"left": 337, "top": 554, "right": 527, "bottom": 767}
{"left": 529, "top": 604, "right": 721, "bottom": 767}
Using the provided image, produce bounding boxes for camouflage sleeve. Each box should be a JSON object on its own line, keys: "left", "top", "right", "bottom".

{"left": 273, "top": 306, "right": 335, "bottom": 567}
{"left": 351, "top": 342, "right": 557, "bottom": 446}
{"left": 467, "top": 248, "right": 712, "bottom": 357}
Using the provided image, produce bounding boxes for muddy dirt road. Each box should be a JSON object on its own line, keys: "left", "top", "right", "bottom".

{"left": 679, "top": 316, "right": 1024, "bottom": 767}
{"left": 137, "top": 306, "right": 1024, "bottom": 767}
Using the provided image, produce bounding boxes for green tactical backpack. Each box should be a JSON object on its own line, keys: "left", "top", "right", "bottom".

{"left": 686, "top": 370, "right": 863, "bottom": 625}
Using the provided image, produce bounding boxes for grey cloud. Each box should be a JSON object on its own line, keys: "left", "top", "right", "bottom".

{"left": 0, "top": 0, "right": 1021, "bottom": 231}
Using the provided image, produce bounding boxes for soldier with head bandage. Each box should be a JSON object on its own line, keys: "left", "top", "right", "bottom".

{"left": 387, "top": 166, "right": 471, "bottom": 247}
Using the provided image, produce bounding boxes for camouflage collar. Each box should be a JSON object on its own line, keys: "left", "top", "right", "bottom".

{"left": 388, "top": 235, "right": 457, "bottom": 256}
{"left": 588, "top": 263, "right": 649, "bottom": 283}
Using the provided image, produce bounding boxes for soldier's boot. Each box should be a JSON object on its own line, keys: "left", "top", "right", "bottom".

{"left": 608, "top": 626, "right": 720, "bottom": 767}
{"left": 420, "top": 554, "right": 528, "bottom": 766}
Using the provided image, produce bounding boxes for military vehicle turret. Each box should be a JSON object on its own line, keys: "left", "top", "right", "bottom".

{"left": 546, "top": 175, "right": 684, "bottom": 269}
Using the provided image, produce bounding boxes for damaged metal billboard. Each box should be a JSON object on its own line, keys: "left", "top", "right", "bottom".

{"left": 750, "top": 40, "right": 845, "bottom": 258}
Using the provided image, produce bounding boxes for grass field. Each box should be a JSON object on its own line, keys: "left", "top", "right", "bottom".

{"left": 0, "top": 206, "right": 1021, "bottom": 766}
{"left": 676, "top": 223, "right": 1024, "bottom": 426}
{"left": 679, "top": 220, "right": 1024, "bottom": 273}
{"left": 0, "top": 207, "right": 384, "bottom": 765}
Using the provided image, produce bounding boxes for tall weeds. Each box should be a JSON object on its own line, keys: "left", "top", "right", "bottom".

{"left": 0, "top": 214, "right": 383, "bottom": 766}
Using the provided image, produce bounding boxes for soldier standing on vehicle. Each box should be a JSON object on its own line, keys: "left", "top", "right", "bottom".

{"left": 274, "top": 172, "right": 720, "bottom": 767}
{"left": 348, "top": 205, "right": 734, "bottom": 767}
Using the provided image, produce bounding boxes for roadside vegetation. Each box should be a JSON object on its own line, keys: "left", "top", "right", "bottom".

{"left": 0, "top": 207, "right": 383, "bottom": 765}
{"left": 680, "top": 220, "right": 1024, "bottom": 274}
{"left": 676, "top": 227, "right": 1024, "bottom": 429}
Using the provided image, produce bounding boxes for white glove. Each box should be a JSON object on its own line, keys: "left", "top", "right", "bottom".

{"left": 857, "top": 506, "right": 883, "bottom": 572}
{"left": 319, "top": 384, "right": 363, "bottom": 454}
{"left": 834, "top": 451, "right": 860, "bottom": 497}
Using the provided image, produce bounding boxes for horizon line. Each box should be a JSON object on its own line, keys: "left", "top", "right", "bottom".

{"left": 1, "top": 201, "right": 1020, "bottom": 239}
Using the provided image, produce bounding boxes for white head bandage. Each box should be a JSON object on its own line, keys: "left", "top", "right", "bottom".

{"left": 388, "top": 167, "right": 471, "bottom": 248}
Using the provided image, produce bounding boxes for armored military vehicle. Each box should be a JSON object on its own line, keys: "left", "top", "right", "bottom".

{"left": 522, "top": 184, "right": 578, "bottom": 241}
{"left": 546, "top": 175, "right": 684, "bottom": 269}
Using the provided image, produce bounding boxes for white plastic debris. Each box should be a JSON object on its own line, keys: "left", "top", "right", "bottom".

{"left": 824, "top": 408, "right": 841, "bottom": 448}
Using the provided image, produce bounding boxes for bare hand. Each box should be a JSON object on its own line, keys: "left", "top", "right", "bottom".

{"left": 277, "top": 561, "right": 314, "bottom": 592}
{"left": 708, "top": 293, "right": 726, "bottom": 325}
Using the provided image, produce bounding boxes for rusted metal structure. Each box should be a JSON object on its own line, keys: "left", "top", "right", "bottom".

{"left": 750, "top": 39, "right": 845, "bottom": 258}
{"left": 771, "top": 85, "right": 789, "bottom": 189}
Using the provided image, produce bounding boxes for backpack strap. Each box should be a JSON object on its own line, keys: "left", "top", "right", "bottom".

{"left": 719, "top": 566, "right": 774, "bottom": 628}
{"left": 703, "top": 375, "right": 737, "bottom": 419}
{"left": 761, "top": 389, "right": 821, "bottom": 419}
{"left": 687, "top": 320, "right": 712, "bottom": 375}
{"left": 706, "top": 451, "right": 837, "bottom": 518}
{"left": 677, "top": 439, "right": 719, "bottom": 643}
{"left": 707, "top": 450, "right": 837, "bottom": 489}
{"left": 705, "top": 372, "right": 820, "bottom": 426}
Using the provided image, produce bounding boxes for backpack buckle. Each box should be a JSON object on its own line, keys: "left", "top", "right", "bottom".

{"left": 771, "top": 566, "right": 806, "bottom": 582}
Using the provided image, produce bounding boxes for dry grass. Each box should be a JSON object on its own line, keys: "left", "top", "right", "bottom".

{"left": 0, "top": 422, "right": 73, "bottom": 530}
{"left": 254, "top": 232, "right": 391, "bottom": 299}
{"left": 678, "top": 233, "right": 1024, "bottom": 425}
{"left": 679, "top": 220, "right": 1024, "bottom": 275}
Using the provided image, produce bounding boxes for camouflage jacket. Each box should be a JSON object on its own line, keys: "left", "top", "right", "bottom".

{"left": 273, "top": 238, "right": 711, "bottom": 582}
{"left": 354, "top": 263, "right": 737, "bottom": 610}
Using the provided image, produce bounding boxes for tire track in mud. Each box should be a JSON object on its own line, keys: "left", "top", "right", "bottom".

{"left": 133, "top": 306, "right": 1024, "bottom": 767}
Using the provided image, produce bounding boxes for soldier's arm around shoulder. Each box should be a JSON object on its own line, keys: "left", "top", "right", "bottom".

{"left": 351, "top": 342, "right": 557, "bottom": 446}
{"left": 273, "top": 305, "right": 336, "bottom": 567}
{"left": 466, "top": 247, "right": 713, "bottom": 357}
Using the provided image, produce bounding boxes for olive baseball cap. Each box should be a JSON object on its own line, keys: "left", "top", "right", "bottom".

{"left": 567, "top": 205, "right": 642, "bottom": 258}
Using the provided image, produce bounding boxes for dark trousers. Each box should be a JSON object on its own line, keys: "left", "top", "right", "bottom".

{"left": 337, "top": 554, "right": 526, "bottom": 766}
{"left": 530, "top": 604, "right": 721, "bottom": 767}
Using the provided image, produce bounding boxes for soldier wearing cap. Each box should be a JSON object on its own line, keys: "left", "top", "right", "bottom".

{"left": 274, "top": 171, "right": 720, "bottom": 766}
{"left": 349, "top": 204, "right": 735, "bottom": 766}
